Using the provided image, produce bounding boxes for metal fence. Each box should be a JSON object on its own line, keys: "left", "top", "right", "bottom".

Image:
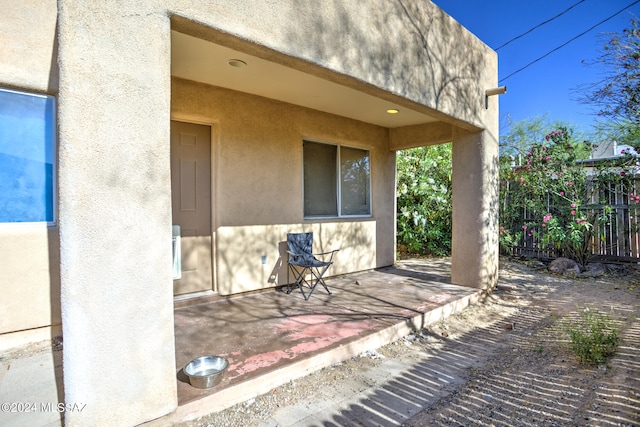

{"left": 510, "top": 176, "right": 640, "bottom": 263}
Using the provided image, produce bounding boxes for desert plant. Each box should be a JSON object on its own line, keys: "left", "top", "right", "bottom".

{"left": 563, "top": 305, "right": 619, "bottom": 365}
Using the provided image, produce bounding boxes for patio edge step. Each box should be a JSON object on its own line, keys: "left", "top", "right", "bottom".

{"left": 143, "top": 289, "right": 482, "bottom": 426}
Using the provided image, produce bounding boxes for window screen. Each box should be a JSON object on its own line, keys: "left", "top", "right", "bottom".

{"left": 303, "top": 141, "right": 337, "bottom": 216}
{"left": 303, "top": 140, "right": 371, "bottom": 218}
{"left": 340, "top": 146, "right": 370, "bottom": 215}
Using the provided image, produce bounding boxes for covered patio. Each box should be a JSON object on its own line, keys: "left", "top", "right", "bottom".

{"left": 0, "top": 2, "right": 500, "bottom": 425}
{"left": 0, "top": 259, "right": 482, "bottom": 427}
{"left": 158, "top": 258, "right": 482, "bottom": 424}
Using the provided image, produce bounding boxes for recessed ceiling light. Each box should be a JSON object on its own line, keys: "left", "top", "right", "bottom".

{"left": 227, "top": 59, "right": 247, "bottom": 68}
{"left": 387, "top": 109, "right": 399, "bottom": 114}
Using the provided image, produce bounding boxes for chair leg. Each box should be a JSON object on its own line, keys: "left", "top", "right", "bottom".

{"left": 287, "top": 264, "right": 332, "bottom": 300}
{"left": 288, "top": 265, "right": 310, "bottom": 300}
{"left": 305, "top": 267, "right": 332, "bottom": 299}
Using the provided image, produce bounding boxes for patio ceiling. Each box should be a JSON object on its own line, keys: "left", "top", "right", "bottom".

{"left": 171, "top": 31, "right": 440, "bottom": 128}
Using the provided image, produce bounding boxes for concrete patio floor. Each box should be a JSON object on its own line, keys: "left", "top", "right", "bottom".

{"left": 151, "top": 259, "right": 483, "bottom": 425}
{"left": 0, "top": 259, "right": 484, "bottom": 427}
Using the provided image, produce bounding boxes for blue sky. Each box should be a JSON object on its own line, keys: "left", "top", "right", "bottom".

{"left": 432, "top": 0, "right": 640, "bottom": 135}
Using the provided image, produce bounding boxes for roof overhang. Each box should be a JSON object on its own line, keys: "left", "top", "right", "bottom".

{"left": 171, "top": 31, "right": 440, "bottom": 129}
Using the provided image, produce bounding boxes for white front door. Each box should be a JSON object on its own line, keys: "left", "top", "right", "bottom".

{"left": 170, "top": 120, "right": 213, "bottom": 295}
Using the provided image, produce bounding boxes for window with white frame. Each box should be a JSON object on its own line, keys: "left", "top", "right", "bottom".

{"left": 0, "top": 88, "right": 56, "bottom": 223}
{"left": 303, "top": 140, "right": 371, "bottom": 217}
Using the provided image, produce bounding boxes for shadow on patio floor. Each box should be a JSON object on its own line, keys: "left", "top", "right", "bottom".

{"left": 156, "top": 258, "right": 482, "bottom": 424}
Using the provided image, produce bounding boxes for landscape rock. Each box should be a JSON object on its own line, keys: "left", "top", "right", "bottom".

{"left": 581, "top": 262, "right": 608, "bottom": 278}
{"left": 548, "top": 257, "right": 581, "bottom": 276}
{"left": 526, "top": 260, "right": 547, "bottom": 270}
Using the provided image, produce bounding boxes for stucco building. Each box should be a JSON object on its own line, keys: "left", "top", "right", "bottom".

{"left": 0, "top": 1, "right": 499, "bottom": 425}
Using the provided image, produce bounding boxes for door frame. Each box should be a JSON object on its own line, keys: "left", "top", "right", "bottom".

{"left": 170, "top": 114, "right": 218, "bottom": 297}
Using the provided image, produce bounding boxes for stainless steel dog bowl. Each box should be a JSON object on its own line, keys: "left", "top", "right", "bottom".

{"left": 184, "top": 356, "right": 229, "bottom": 389}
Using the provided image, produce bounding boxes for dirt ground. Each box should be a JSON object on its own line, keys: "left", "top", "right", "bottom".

{"left": 186, "top": 258, "right": 640, "bottom": 427}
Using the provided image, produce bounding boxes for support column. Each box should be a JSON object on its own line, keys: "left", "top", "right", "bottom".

{"left": 451, "top": 128, "right": 499, "bottom": 290}
{"left": 57, "top": 3, "right": 177, "bottom": 425}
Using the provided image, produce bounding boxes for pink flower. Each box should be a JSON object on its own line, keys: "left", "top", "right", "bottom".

{"left": 522, "top": 225, "right": 527, "bottom": 230}
{"left": 542, "top": 223, "right": 546, "bottom": 227}
{"left": 558, "top": 173, "right": 562, "bottom": 177}
{"left": 545, "top": 156, "right": 551, "bottom": 161}
{"left": 560, "top": 191, "right": 565, "bottom": 196}
{"left": 620, "top": 171, "right": 626, "bottom": 177}
{"left": 571, "top": 210, "right": 576, "bottom": 215}
{"left": 568, "top": 182, "right": 574, "bottom": 187}
{"left": 571, "top": 203, "right": 576, "bottom": 208}
{"left": 519, "top": 177, "right": 525, "bottom": 183}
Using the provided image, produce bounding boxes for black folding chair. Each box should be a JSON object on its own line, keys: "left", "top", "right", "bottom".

{"left": 286, "top": 232, "right": 339, "bottom": 300}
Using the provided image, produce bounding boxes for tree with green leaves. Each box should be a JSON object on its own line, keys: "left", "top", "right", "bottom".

{"left": 499, "top": 126, "right": 593, "bottom": 263}
{"left": 396, "top": 143, "right": 452, "bottom": 256}
{"left": 500, "top": 119, "right": 638, "bottom": 266}
{"left": 500, "top": 115, "right": 591, "bottom": 160}
{"left": 579, "top": 18, "right": 640, "bottom": 150}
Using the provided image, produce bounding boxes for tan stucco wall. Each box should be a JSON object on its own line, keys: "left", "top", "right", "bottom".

{"left": 0, "top": 0, "right": 58, "bottom": 93}
{"left": 450, "top": 59, "right": 500, "bottom": 290}
{"left": 0, "top": 0, "right": 498, "bottom": 425}
{"left": 451, "top": 128, "right": 500, "bottom": 290}
{"left": 0, "top": 226, "right": 61, "bottom": 338}
{"left": 172, "top": 78, "right": 395, "bottom": 294}
{"left": 216, "top": 221, "right": 377, "bottom": 295}
{"left": 169, "top": 0, "right": 495, "bottom": 131}
{"left": 0, "top": 1, "right": 61, "bottom": 350}
{"left": 56, "top": 3, "right": 177, "bottom": 425}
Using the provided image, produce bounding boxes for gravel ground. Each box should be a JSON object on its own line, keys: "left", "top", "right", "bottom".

{"left": 181, "top": 259, "right": 640, "bottom": 427}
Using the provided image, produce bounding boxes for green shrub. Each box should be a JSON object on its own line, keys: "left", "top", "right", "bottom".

{"left": 396, "top": 144, "right": 452, "bottom": 256}
{"left": 499, "top": 121, "right": 637, "bottom": 266}
{"left": 564, "top": 305, "right": 619, "bottom": 365}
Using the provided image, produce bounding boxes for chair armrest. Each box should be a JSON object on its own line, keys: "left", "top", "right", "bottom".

{"left": 314, "top": 249, "right": 340, "bottom": 262}
{"left": 314, "top": 249, "right": 339, "bottom": 255}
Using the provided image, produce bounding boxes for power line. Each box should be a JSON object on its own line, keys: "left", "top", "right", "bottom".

{"left": 499, "top": 0, "right": 640, "bottom": 83}
{"left": 495, "top": 0, "right": 586, "bottom": 51}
